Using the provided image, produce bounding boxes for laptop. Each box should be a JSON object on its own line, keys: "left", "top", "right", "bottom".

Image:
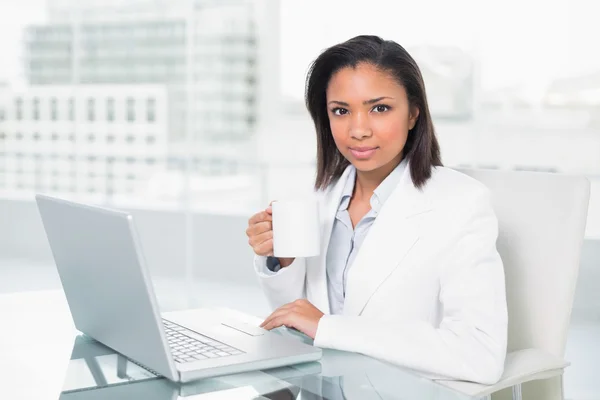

{"left": 36, "top": 194, "right": 322, "bottom": 383}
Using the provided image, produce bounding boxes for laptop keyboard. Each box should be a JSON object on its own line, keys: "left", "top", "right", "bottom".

{"left": 162, "top": 319, "right": 245, "bottom": 364}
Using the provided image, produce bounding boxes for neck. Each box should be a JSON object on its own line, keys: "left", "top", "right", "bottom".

{"left": 354, "top": 153, "right": 403, "bottom": 202}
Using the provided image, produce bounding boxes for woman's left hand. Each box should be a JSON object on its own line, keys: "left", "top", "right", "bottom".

{"left": 260, "top": 299, "right": 325, "bottom": 339}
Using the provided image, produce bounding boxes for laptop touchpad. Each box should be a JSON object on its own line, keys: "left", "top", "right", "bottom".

{"left": 221, "top": 321, "right": 266, "bottom": 336}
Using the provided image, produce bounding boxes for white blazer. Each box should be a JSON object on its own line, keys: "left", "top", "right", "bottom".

{"left": 254, "top": 163, "right": 508, "bottom": 384}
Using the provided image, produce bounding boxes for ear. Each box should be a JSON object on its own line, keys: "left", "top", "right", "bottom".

{"left": 408, "top": 106, "right": 420, "bottom": 130}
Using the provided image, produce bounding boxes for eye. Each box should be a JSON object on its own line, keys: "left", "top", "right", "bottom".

{"left": 331, "top": 107, "right": 348, "bottom": 116}
{"left": 372, "top": 104, "right": 390, "bottom": 113}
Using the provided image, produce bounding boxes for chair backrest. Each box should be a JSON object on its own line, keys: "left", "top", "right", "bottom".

{"left": 457, "top": 168, "right": 590, "bottom": 357}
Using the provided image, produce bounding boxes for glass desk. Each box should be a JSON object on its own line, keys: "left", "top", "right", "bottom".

{"left": 0, "top": 290, "right": 485, "bottom": 400}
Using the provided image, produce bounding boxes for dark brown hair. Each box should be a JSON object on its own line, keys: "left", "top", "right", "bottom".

{"left": 305, "top": 35, "right": 442, "bottom": 191}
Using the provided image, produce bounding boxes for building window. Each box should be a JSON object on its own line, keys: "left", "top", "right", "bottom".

{"left": 126, "top": 97, "right": 135, "bottom": 122}
{"left": 51, "top": 132, "right": 59, "bottom": 141}
{"left": 0, "top": 107, "right": 5, "bottom": 121}
{"left": 87, "top": 98, "right": 95, "bottom": 121}
{"left": 106, "top": 98, "right": 115, "bottom": 122}
{"left": 0, "top": 132, "right": 5, "bottom": 141}
{"left": 68, "top": 133, "right": 75, "bottom": 142}
{"left": 147, "top": 98, "right": 156, "bottom": 122}
{"left": 106, "top": 135, "right": 115, "bottom": 144}
{"left": 68, "top": 97, "right": 75, "bottom": 121}
{"left": 16, "top": 132, "right": 23, "bottom": 141}
{"left": 126, "top": 135, "right": 135, "bottom": 144}
{"left": 15, "top": 97, "right": 23, "bottom": 120}
{"left": 88, "top": 134, "right": 95, "bottom": 143}
{"left": 146, "top": 135, "right": 156, "bottom": 144}
{"left": 33, "top": 132, "right": 41, "bottom": 141}
{"left": 33, "top": 97, "right": 40, "bottom": 120}
{"left": 50, "top": 97, "right": 58, "bottom": 120}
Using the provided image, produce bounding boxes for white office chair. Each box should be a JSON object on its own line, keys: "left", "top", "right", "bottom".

{"left": 437, "top": 168, "right": 590, "bottom": 400}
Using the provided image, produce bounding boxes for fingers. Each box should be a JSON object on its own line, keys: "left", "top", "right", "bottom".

{"left": 248, "top": 229, "right": 273, "bottom": 248}
{"left": 248, "top": 231, "right": 273, "bottom": 255}
{"left": 261, "top": 316, "right": 288, "bottom": 331}
{"left": 260, "top": 306, "right": 288, "bottom": 328}
{"left": 246, "top": 219, "right": 274, "bottom": 256}
{"left": 261, "top": 310, "right": 289, "bottom": 330}
{"left": 253, "top": 238, "right": 273, "bottom": 257}
{"left": 247, "top": 201, "right": 279, "bottom": 256}
{"left": 266, "top": 200, "right": 277, "bottom": 215}
{"left": 248, "top": 210, "right": 272, "bottom": 225}
{"left": 246, "top": 220, "right": 272, "bottom": 237}
{"left": 260, "top": 302, "right": 299, "bottom": 329}
{"left": 249, "top": 200, "right": 277, "bottom": 225}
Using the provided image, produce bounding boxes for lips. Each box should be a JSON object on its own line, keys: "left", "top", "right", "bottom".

{"left": 349, "top": 147, "right": 378, "bottom": 160}
{"left": 350, "top": 147, "right": 377, "bottom": 152}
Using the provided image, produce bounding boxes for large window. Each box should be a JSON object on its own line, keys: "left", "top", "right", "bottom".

{"left": 32, "top": 97, "right": 40, "bottom": 120}
{"left": 87, "top": 98, "right": 95, "bottom": 121}
{"left": 68, "top": 97, "right": 75, "bottom": 121}
{"left": 50, "top": 97, "right": 58, "bottom": 121}
{"left": 126, "top": 97, "right": 135, "bottom": 122}
{"left": 106, "top": 97, "right": 115, "bottom": 122}
{"left": 14, "top": 97, "right": 23, "bottom": 120}
{"left": 146, "top": 97, "right": 156, "bottom": 122}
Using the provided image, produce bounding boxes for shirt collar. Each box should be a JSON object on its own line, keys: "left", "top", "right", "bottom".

{"left": 338, "top": 166, "right": 356, "bottom": 212}
{"left": 337, "top": 158, "right": 408, "bottom": 214}
{"left": 371, "top": 157, "right": 408, "bottom": 213}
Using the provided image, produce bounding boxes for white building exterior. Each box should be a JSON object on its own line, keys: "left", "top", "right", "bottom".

{"left": 26, "top": 0, "right": 261, "bottom": 144}
{"left": 0, "top": 84, "right": 168, "bottom": 201}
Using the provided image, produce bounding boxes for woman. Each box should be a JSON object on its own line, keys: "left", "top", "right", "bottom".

{"left": 245, "top": 35, "right": 507, "bottom": 384}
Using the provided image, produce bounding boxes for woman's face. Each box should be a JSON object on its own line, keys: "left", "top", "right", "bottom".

{"left": 326, "top": 62, "right": 419, "bottom": 173}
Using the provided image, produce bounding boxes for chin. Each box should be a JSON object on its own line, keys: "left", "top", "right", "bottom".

{"left": 349, "top": 160, "right": 382, "bottom": 173}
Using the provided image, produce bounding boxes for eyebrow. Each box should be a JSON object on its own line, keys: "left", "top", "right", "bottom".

{"left": 328, "top": 97, "right": 394, "bottom": 107}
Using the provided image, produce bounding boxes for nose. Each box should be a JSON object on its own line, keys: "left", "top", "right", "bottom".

{"left": 349, "top": 112, "right": 372, "bottom": 140}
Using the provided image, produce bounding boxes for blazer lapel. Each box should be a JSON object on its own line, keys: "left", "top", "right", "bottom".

{"left": 342, "top": 166, "right": 432, "bottom": 316}
{"left": 306, "top": 166, "right": 353, "bottom": 315}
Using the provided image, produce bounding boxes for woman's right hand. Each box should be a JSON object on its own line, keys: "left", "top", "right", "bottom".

{"left": 246, "top": 204, "right": 295, "bottom": 268}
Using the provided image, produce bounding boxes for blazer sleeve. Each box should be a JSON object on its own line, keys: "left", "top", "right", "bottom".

{"left": 254, "top": 255, "right": 307, "bottom": 311}
{"left": 313, "top": 188, "right": 508, "bottom": 385}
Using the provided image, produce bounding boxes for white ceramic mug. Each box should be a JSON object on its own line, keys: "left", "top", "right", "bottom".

{"left": 271, "top": 198, "right": 321, "bottom": 258}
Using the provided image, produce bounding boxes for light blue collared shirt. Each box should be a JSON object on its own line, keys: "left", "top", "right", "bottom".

{"left": 265, "top": 159, "right": 407, "bottom": 315}
{"left": 326, "top": 159, "right": 407, "bottom": 315}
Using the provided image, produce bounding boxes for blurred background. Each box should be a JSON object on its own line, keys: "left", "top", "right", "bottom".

{"left": 0, "top": 1, "right": 599, "bottom": 398}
